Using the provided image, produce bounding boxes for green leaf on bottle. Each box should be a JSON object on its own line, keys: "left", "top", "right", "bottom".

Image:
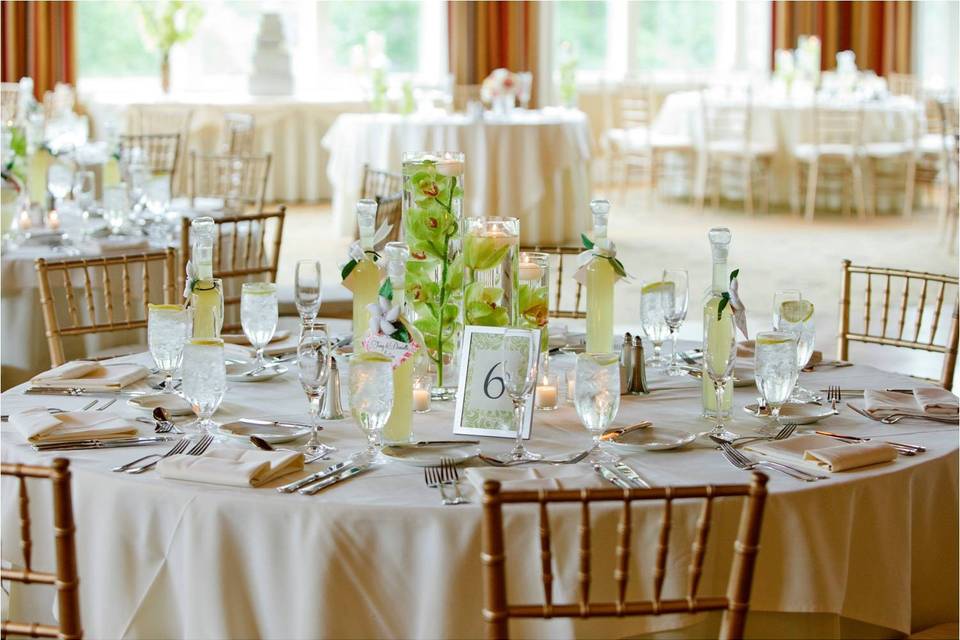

{"left": 581, "top": 233, "right": 594, "bottom": 250}
{"left": 717, "top": 292, "right": 731, "bottom": 320}
{"left": 340, "top": 259, "right": 357, "bottom": 282}
{"left": 729, "top": 268, "right": 740, "bottom": 282}
{"left": 378, "top": 278, "right": 393, "bottom": 301}
{"left": 608, "top": 257, "right": 628, "bottom": 279}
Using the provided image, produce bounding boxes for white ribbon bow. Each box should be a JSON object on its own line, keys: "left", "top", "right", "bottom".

{"left": 340, "top": 221, "right": 394, "bottom": 271}
{"left": 573, "top": 241, "right": 622, "bottom": 285}
{"left": 728, "top": 277, "right": 749, "bottom": 339}
{"left": 182, "top": 260, "right": 198, "bottom": 300}
{"left": 367, "top": 296, "right": 400, "bottom": 336}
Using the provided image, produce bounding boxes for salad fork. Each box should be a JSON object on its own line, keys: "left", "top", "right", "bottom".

{"left": 126, "top": 435, "right": 213, "bottom": 474}
{"left": 112, "top": 438, "right": 189, "bottom": 472}
{"left": 440, "top": 458, "right": 467, "bottom": 504}
{"left": 710, "top": 435, "right": 826, "bottom": 481}
{"left": 423, "top": 464, "right": 453, "bottom": 505}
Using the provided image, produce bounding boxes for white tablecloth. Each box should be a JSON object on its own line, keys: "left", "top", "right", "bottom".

{"left": 1, "top": 340, "right": 956, "bottom": 639}
{"left": 321, "top": 109, "right": 594, "bottom": 244}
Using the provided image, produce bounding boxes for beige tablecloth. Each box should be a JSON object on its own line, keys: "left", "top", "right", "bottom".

{"left": 1, "top": 342, "right": 956, "bottom": 638}
{"left": 321, "top": 109, "right": 594, "bottom": 244}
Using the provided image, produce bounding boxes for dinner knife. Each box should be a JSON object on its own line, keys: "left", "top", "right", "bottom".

{"left": 276, "top": 460, "right": 351, "bottom": 493}
{"left": 600, "top": 422, "right": 652, "bottom": 442}
{"left": 814, "top": 430, "right": 925, "bottom": 453}
{"left": 238, "top": 418, "right": 315, "bottom": 430}
{"left": 25, "top": 387, "right": 147, "bottom": 397}
{"left": 613, "top": 461, "right": 652, "bottom": 488}
{"left": 593, "top": 464, "right": 630, "bottom": 489}
{"left": 406, "top": 440, "right": 480, "bottom": 447}
{"left": 32, "top": 436, "right": 176, "bottom": 452}
{"left": 299, "top": 463, "right": 369, "bottom": 495}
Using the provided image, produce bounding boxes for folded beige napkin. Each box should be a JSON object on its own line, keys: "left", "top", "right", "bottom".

{"left": 464, "top": 466, "right": 605, "bottom": 494}
{"left": 31, "top": 361, "right": 149, "bottom": 391}
{"left": 747, "top": 434, "right": 897, "bottom": 472}
{"left": 157, "top": 448, "right": 304, "bottom": 488}
{"left": 913, "top": 388, "right": 959, "bottom": 417}
{"left": 11, "top": 408, "right": 139, "bottom": 444}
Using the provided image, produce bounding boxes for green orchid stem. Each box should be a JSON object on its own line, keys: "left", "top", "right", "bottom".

{"left": 433, "top": 175, "right": 458, "bottom": 387}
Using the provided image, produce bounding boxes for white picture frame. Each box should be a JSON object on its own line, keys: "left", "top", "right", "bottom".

{"left": 452, "top": 326, "right": 540, "bottom": 439}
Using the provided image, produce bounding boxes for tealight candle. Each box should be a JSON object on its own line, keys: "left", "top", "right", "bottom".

{"left": 17, "top": 208, "right": 32, "bottom": 230}
{"left": 413, "top": 388, "right": 431, "bottom": 413}
{"left": 46, "top": 209, "right": 60, "bottom": 230}
{"left": 535, "top": 371, "right": 560, "bottom": 410}
{"left": 518, "top": 260, "right": 543, "bottom": 282}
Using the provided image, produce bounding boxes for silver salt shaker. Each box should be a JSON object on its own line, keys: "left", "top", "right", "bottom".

{"left": 319, "top": 353, "right": 345, "bottom": 420}
{"left": 630, "top": 335, "right": 649, "bottom": 394}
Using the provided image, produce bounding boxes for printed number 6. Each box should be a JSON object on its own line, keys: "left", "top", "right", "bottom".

{"left": 484, "top": 363, "right": 505, "bottom": 399}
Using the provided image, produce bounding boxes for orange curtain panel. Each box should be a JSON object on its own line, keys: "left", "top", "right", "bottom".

{"left": 1, "top": 0, "right": 76, "bottom": 99}
{"left": 771, "top": 0, "right": 912, "bottom": 76}
{"left": 448, "top": 0, "right": 540, "bottom": 104}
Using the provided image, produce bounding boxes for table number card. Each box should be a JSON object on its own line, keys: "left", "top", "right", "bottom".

{"left": 453, "top": 326, "right": 539, "bottom": 439}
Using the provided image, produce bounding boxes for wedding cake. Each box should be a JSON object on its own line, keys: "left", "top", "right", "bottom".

{"left": 249, "top": 13, "right": 293, "bottom": 96}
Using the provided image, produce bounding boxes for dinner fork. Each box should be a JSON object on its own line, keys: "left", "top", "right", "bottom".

{"left": 827, "top": 386, "right": 841, "bottom": 414}
{"left": 710, "top": 435, "right": 826, "bottom": 482}
{"left": 478, "top": 449, "right": 591, "bottom": 467}
{"left": 721, "top": 422, "right": 797, "bottom": 447}
{"left": 846, "top": 402, "right": 957, "bottom": 425}
{"left": 440, "top": 458, "right": 467, "bottom": 505}
{"left": 126, "top": 434, "right": 213, "bottom": 474}
{"left": 423, "top": 464, "right": 453, "bottom": 505}
{"left": 112, "top": 438, "right": 190, "bottom": 472}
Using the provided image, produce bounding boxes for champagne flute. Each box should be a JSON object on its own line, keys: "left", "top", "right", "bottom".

{"left": 240, "top": 282, "right": 278, "bottom": 369}
{"left": 298, "top": 322, "right": 335, "bottom": 456}
{"left": 147, "top": 303, "right": 191, "bottom": 394}
{"left": 497, "top": 327, "right": 541, "bottom": 463}
{"left": 754, "top": 331, "right": 800, "bottom": 430}
{"left": 699, "top": 311, "right": 738, "bottom": 440}
{"left": 348, "top": 352, "right": 394, "bottom": 463}
{"left": 774, "top": 298, "right": 817, "bottom": 401}
{"left": 640, "top": 280, "right": 671, "bottom": 367}
{"left": 574, "top": 353, "right": 621, "bottom": 463}
{"left": 294, "top": 259, "right": 322, "bottom": 325}
{"left": 181, "top": 338, "right": 227, "bottom": 437}
{"left": 661, "top": 269, "right": 689, "bottom": 376}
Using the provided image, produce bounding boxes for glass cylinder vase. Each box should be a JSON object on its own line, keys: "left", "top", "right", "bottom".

{"left": 402, "top": 151, "right": 465, "bottom": 399}
{"left": 518, "top": 251, "right": 550, "bottom": 351}
{"left": 463, "top": 217, "right": 520, "bottom": 329}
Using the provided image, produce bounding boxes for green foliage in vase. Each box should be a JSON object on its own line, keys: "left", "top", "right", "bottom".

{"left": 518, "top": 283, "right": 549, "bottom": 349}
{"left": 137, "top": 0, "right": 204, "bottom": 57}
{"left": 464, "top": 282, "right": 508, "bottom": 327}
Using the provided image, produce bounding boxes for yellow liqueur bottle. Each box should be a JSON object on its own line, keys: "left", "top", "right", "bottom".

{"left": 27, "top": 148, "right": 52, "bottom": 206}
{"left": 381, "top": 242, "right": 415, "bottom": 444}
{"left": 701, "top": 227, "right": 734, "bottom": 418}
{"left": 585, "top": 199, "right": 616, "bottom": 354}
{"left": 190, "top": 217, "right": 224, "bottom": 339}
{"left": 350, "top": 199, "right": 381, "bottom": 353}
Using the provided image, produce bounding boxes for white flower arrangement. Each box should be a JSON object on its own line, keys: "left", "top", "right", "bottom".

{"left": 480, "top": 68, "right": 519, "bottom": 103}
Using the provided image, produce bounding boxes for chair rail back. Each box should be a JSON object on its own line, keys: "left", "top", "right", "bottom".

{"left": 519, "top": 245, "right": 585, "bottom": 319}
{"left": 189, "top": 151, "right": 272, "bottom": 214}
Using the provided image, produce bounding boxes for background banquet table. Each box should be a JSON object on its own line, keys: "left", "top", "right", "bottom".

{"left": 1, "top": 343, "right": 956, "bottom": 639}
{"left": 321, "top": 109, "right": 594, "bottom": 244}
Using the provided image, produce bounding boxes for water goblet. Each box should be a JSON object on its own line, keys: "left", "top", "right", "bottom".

{"left": 240, "top": 282, "right": 278, "bottom": 369}
{"left": 754, "top": 331, "right": 800, "bottom": 430}
{"left": 698, "top": 311, "right": 738, "bottom": 441}
{"left": 147, "top": 303, "right": 190, "bottom": 394}
{"left": 102, "top": 186, "right": 129, "bottom": 235}
{"left": 47, "top": 161, "right": 73, "bottom": 209}
{"left": 72, "top": 170, "right": 96, "bottom": 241}
{"left": 640, "top": 280, "right": 671, "bottom": 367}
{"left": 574, "top": 353, "right": 621, "bottom": 463}
{"left": 297, "top": 322, "right": 335, "bottom": 456}
{"left": 181, "top": 338, "right": 227, "bottom": 437}
{"left": 661, "top": 269, "right": 689, "bottom": 376}
{"left": 497, "top": 327, "right": 542, "bottom": 463}
{"left": 144, "top": 176, "right": 170, "bottom": 219}
{"left": 348, "top": 352, "right": 394, "bottom": 463}
{"left": 772, "top": 289, "right": 802, "bottom": 329}
{"left": 294, "top": 259, "right": 322, "bottom": 325}
{"left": 774, "top": 297, "right": 817, "bottom": 401}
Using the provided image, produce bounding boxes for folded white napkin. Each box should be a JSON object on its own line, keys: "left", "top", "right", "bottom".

{"left": 10, "top": 408, "right": 139, "bottom": 444}
{"left": 157, "top": 448, "right": 304, "bottom": 488}
{"left": 31, "top": 361, "right": 149, "bottom": 391}
{"left": 464, "top": 466, "right": 605, "bottom": 494}
{"left": 747, "top": 434, "right": 897, "bottom": 472}
{"left": 220, "top": 329, "right": 291, "bottom": 347}
{"left": 913, "top": 388, "right": 959, "bottom": 417}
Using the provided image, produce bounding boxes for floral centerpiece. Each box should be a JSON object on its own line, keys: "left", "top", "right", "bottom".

{"left": 138, "top": 1, "right": 204, "bottom": 94}
{"left": 481, "top": 68, "right": 519, "bottom": 113}
{"left": 463, "top": 217, "right": 519, "bottom": 327}
{"left": 350, "top": 31, "right": 390, "bottom": 112}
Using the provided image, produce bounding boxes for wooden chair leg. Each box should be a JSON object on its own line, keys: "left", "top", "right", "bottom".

{"left": 804, "top": 161, "right": 818, "bottom": 221}
{"left": 743, "top": 158, "right": 754, "bottom": 216}
{"left": 762, "top": 160, "right": 771, "bottom": 215}
{"left": 853, "top": 161, "right": 867, "bottom": 220}
{"left": 903, "top": 156, "right": 916, "bottom": 219}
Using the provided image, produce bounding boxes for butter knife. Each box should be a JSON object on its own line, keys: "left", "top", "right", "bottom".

{"left": 613, "top": 461, "right": 651, "bottom": 488}
{"left": 600, "top": 422, "right": 652, "bottom": 442}
{"left": 25, "top": 387, "right": 147, "bottom": 397}
{"left": 594, "top": 464, "right": 630, "bottom": 489}
{"left": 299, "top": 463, "right": 369, "bottom": 495}
{"left": 276, "top": 460, "right": 350, "bottom": 493}
{"left": 32, "top": 436, "right": 175, "bottom": 451}
{"left": 400, "top": 440, "right": 480, "bottom": 447}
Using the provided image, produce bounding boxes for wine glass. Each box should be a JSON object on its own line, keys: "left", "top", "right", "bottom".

{"left": 774, "top": 298, "right": 817, "bottom": 401}
{"left": 640, "top": 280, "right": 671, "bottom": 367}
{"left": 754, "top": 331, "right": 800, "bottom": 430}
{"left": 47, "top": 161, "right": 73, "bottom": 208}
{"left": 102, "top": 186, "right": 129, "bottom": 235}
{"left": 144, "top": 176, "right": 170, "bottom": 219}
{"left": 497, "top": 327, "right": 541, "bottom": 463}
{"left": 772, "top": 289, "right": 802, "bottom": 329}
{"left": 348, "top": 352, "right": 394, "bottom": 463}
{"left": 294, "top": 259, "right": 322, "bottom": 325}
{"left": 240, "top": 282, "right": 278, "bottom": 369}
{"left": 661, "top": 269, "right": 689, "bottom": 376}
{"left": 147, "top": 304, "right": 191, "bottom": 394}
{"left": 297, "top": 322, "right": 336, "bottom": 456}
{"left": 699, "top": 311, "right": 738, "bottom": 440}
{"left": 181, "top": 338, "right": 227, "bottom": 437}
{"left": 574, "top": 353, "right": 621, "bottom": 462}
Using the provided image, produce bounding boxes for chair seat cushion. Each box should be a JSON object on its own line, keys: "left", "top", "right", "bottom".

{"left": 864, "top": 142, "right": 913, "bottom": 158}
{"left": 605, "top": 127, "right": 692, "bottom": 153}
{"left": 706, "top": 140, "right": 776, "bottom": 157}
{"left": 919, "top": 133, "right": 946, "bottom": 155}
{"left": 794, "top": 143, "right": 858, "bottom": 162}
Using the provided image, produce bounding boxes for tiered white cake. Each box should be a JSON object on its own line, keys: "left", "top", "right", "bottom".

{"left": 249, "top": 13, "right": 294, "bottom": 96}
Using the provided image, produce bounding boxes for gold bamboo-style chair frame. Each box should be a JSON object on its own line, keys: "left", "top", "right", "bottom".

{"left": 1, "top": 458, "right": 83, "bottom": 639}
{"left": 839, "top": 260, "right": 959, "bottom": 389}
{"left": 189, "top": 151, "right": 272, "bottom": 214}
{"left": 220, "top": 112, "right": 256, "bottom": 155}
{"left": 179, "top": 207, "right": 286, "bottom": 334}
{"left": 35, "top": 249, "right": 177, "bottom": 367}
{"left": 357, "top": 164, "right": 404, "bottom": 244}
{"left": 519, "top": 245, "right": 585, "bottom": 319}
{"left": 481, "top": 473, "right": 769, "bottom": 640}
{"left": 118, "top": 133, "right": 182, "bottom": 199}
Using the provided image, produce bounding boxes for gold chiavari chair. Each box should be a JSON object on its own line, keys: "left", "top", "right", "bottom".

{"left": 189, "top": 152, "right": 272, "bottom": 214}
{"left": 119, "top": 133, "right": 182, "bottom": 197}
{"left": 357, "top": 164, "right": 404, "bottom": 243}
{"left": 481, "top": 473, "right": 769, "bottom": 640}
{"left": 35, "top": 249, "right": 177, "bottom": 367}
{"left": 1, "top": 82, "right": 19, "bottom": 125}
{"left": 220, "top": 112, "right": 256, "bottom": 155}
{"left": 839, "top": 260, "right": 959, "bottom": 389}
{"left": 888, "top": 73, "right": 920, "bottom": 99}
{"left": 180, "top": 208, "right": 286, "bottom": 333}
{"left": 938, "top": 99, "right": 959, "bottom": 250}
{"left": 793, "top": 103, "right": 867, "bottom": 221}
{"left": 127, "top": 106, "right": 194, "bottom": 196}
{"left": 864, "top": 108, "right": 919, "bottom": 218}
{"left": 519, "top": 246, "right": 584, "bottom": 319}
{"left": 1, "top": 458, "right": 82, "bottom": 640}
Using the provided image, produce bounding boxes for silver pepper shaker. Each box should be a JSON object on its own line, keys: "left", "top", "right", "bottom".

{"left": 319, "top": 353, "right": 344, "bottom": 420}
{"left": 620, "top": 332, "right": 634, "bottom": 395}
{"left": 630, "top": 335, "right": 649, "bottom": 394}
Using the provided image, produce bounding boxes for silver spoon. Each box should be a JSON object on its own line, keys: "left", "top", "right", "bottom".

{"left": 153, "top": 407, "right": 183, "bottom": 434}
{"left": 250, "top": 435, "right": 328, "bottom": 463}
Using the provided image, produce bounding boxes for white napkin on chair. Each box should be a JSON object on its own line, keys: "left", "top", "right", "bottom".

{"left": 913, "top": 388, "right": 959, "bottom": 417}
{"left": 10, "top": 408, "right": 139, "bottom": 444}
{"left": 157, "top": 448, "right": 304, "bottom": 488}
{"left": 746, "top": 434, "right": 897, "bottom": 472}
{"left": 30, "top": 361, "right": 149, "bottom": 391}
{"left": 464, "top": 466, "right": 605, "bottom": 494}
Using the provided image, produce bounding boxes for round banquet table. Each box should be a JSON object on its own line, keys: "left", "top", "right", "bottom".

{"left": 1, "top": 342, "right": 957, "bottom": 639}
{"left": 321, "top": 109, "right": 594, "bottom": 244}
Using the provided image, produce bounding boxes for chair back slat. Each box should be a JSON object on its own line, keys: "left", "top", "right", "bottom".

{"left": 221, "top": 112, "right": 256, "bottom": 155}
{"left": 838, "top": 260, "right": 959, "bottom": 388}
{"left": 538, "top": 498, "right": 553, "bottom": 610}
{"left": 358, "top": 165, "right": 404, "bottom": 243}
{"left": 189, "top": 152, "right": 271, "bottom": 214}
{"left": 35, "top": 250, "right": 177, "bottom": 367}
{"left": 119, "top": 133, "right": 181, "bottom": 192}
{"left": 481, "top": 475, "right": 769, "bottom": 640}
{"left": 519, "top": 246, "right": 585, "bottom": 319}
{"left": 1, "top": 459, "right": 83, "bottom": 640}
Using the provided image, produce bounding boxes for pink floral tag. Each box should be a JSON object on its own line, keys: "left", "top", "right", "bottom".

{"left": 362, "top": 334, "right": 420, "bottom": 369}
